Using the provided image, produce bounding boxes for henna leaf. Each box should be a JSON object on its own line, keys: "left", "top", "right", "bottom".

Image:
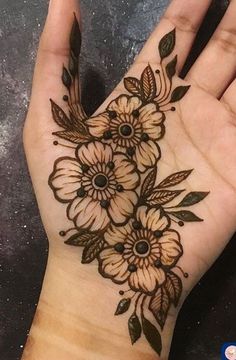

{"left": 70, "top": 14, "right": 82, "bottom": 58}
{"left": 147, "top": 189, "right": 184, "bottom": 206}
{"left": 124, "top": 77, "right": 141, "bottom": 96}
{"left": 53, "top": 130, "right": 91, "bottom": 144}
{"left": 65, "top": 231, "right": 98, "bottom": 247}
{"left": 170, "top": 85, "right": 190, "bottom": 103}
{"left": 69, "top": 112, "right": 89, "bottom": 135}
{"left": 166, "top": 55, "right": 177, "bottom": 80}
{"left": 141, "top": 168, "right": 157, "bottom": 198}
{"left": 140, "top": 65, "right": 157, "bottom": 102}
{"left": 157, "top": 169, "right": 193, "bottom": 189}
{"left": 176, "top": 191, "right": 210, "bottom": 207}
{"left": 165, "top": 271, "right": 182, "bottom": 307}
{"left": 50, "top": 100, "right": 74, "bottom": 130}
{"left": 82, "top": 237, "right": 105, "bottom": 264}
{"left": 142, "top": 315, "right": 162, "bottom": 356}
{"left": 62, "top": 66, "right": 72, "bottom": 89}
{"left": 149, "top": 287, "right": 170, "bottom": 329}
{"left": 115, "top": 298, "right": 131, "bottom": 315}
{"left": 159, "top": 28, "right": 176, "bottom": 60}
{"left": 128, "top": 313, "right": 142, "bottom": 345}
{"left": 168, "top": 210, "right": 203, "bottom": 222}
{"left": 69, "top": 52, "right": 78, "bottom": 77}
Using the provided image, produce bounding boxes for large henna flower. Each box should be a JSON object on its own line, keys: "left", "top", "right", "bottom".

{"left": 99, "top": 206, "right": 183, "bottom": 294}
{"left": 87, "top": 95, "right": 165, "bottom": 172}
{"left": 49, "top": 142, "right": 140, "bottom": 232}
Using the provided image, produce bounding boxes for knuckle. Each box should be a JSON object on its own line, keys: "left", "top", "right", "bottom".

{"left": 163, "top": 13, "right": 198, "bottom": 34}
{"left": 213, "top": 28, "right": 236, "bottom": 54}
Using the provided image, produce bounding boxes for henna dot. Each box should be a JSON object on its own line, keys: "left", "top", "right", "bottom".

{"left": 77, "top": 187, "right": 86, "bottom": 198}
{"left": 128, "top": 264, "right": 137, "bottom": 273}
{"left": 127, "top": 147, "right": 135, "bottom": 157}
{"left": 94, "top": 174, "right": 108, "bottom": 188}
{"left": 59, "top": 231, "right": 66, "bottom": 237}
{"left": 132, "top": 221, "right": 142, "bottom": 230}
{"left": 103, "top": 130, "right": 113, "bottom": 140}
{"left": 108, "top": 110, "right": 117, "bottom": 119}
{"left": 135, "top": 241, "right": 149, "bottom": 255}
{"left": 116, "top": 184, "right": 124, "bottom": 192}
{"left": 119, "top": 290, "right": 125, "bottom": 296}
{"left": 155, "top": 69, "right": 160, "bottom": 74}
{"left": 107, "top": 161, "right": 115, "bottom": 170}
{"left": 132, "top": 109, "right": 140, "bottom": 118}
{"left": 53, "top": 141, "right": 59, "bottom": 146}
{"left": 154, "top": 259, "right": 162, "bottom": 268}
{"left": 81, "top": 164, "right": 90, "bottom": 173}
{"left": 100, "top": 199, "right": 110, "bottom": 209}
{"left": 120, "top": 124, "right": 133, "bottom": 137}
{"left": 171, "top": 107, "right": 176, "bottom": 112}
{"left": 178, "top": 221, "right": 184, "bottom": 227}
{"left": 141, "top": 133, "right": 150, "bottom": 142}
{"left": 114, "top": 242, "right": 125, "bottom": 254}
{"left": 184, "top": 272, "right": 189, "bottom": 278}
{"left": 154, "top": 230, "right": 163, "bottom": 238}
{"left": 63, "top": 95, "right": 69, "bottom": 102}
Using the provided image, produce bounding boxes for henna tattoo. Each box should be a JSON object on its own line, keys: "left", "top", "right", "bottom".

{"left": 48, "top": 17, "right": 209, "bottom": 356}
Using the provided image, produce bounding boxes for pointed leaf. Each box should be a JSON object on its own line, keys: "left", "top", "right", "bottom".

{"left": 141, "top": 168, "right": 157, "bottom": 198}
{"left": 65, "top": 231, "right": 98, "bottom": 247}
{"left": 140, "top": 65, "right": 157, "bottom": 102}
{"left": 149, "top": 287, "right": 170, "bottom": 329}
{"left": 69, "top": 52, "right": 78, "bottom": 77}
{"left": 128, "top": 313, "right": 142, "bottom": 345}
{"left": 115, "top": 298, "right": 131, "bottom": 315}
{"left": 168, "top": 210, "right": 203, "bottom": 222}
{"left": 157, "top": 169, "right": 193, "bottom": 189}
{"left": 50, "top": 99, "right": 73, "bottom": 130}
{"left": 124, "top": 77, "right": 141, "bottom": 96}
{"left": 82, "top": 237, "right": 105, "bottom": 264}
{"left": 176, "top": 191, "right": 210, "bottom": 207}
{"left": 62, "top": 66, "right": 72, "bottom": 89}
{"left": 53, "top": 130, "right": 91, "bottom": 144}
{"left": 165, "top": 271, "right": 182, "bottom": 307}
{"left": 142, "top": 315, "right": 162, "bottom": 356}
{"left": 147, "top": 189, "right": 184, "bottom": 206}
{"left": 69, "top": 111, "right": 89, "bottom": 135}
{"left": 159, "top": 28, "right": 176, "bottom": 60}
{"left": 166, "top": 55, "right": 177, "bottom": 80}
{"left": 70, "top": 14, "right": 82, "bottom": 58}
{"left": 170, "top": 85, "right": 190, "bottom": 103}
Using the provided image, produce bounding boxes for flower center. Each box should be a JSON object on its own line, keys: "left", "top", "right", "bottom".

{"left": 119, "top": 123, "right": 134, "bottom": 138}
{"left": 135, "top": 240, "right": 150, "bottom": 256}
{"left": 93, "top": 174, "right": 108, "bottom": 189}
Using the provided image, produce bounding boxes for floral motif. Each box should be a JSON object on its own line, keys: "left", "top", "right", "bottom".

{"left": 99, "top": 206, "right": 183, "bottom": 294}
{"left": 87, "top": 95, "right": 165, "bottom": 172}
{"left": 49, "top": 141, "right": 140, "bottom": 231}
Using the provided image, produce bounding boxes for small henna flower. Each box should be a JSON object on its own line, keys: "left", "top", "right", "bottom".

{"left": 87, "top": 95, "right": 165, "bottom": 172}
{"left": 49, "top": 141, "right": 140, "bottom": 232}
{"left": 99, "top": 206, "right": 183, "bottom": 294}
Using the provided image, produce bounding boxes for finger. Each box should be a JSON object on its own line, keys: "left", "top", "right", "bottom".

{"left": 186, "top": 0, "right": 236, "bottom": 98}
{"left": 221, "top": 78, "right": 236, "bottom": 116}
{"left": 30, "top": 0, "right": 81, "bottom": 110}
{"left": 136, "top": 0, "right": 212, "bottom": 73}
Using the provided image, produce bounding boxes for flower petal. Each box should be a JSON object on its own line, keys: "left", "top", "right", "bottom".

{"left": 86, "top": 113, "right": 110, "bottom": 138}
{"left": 99, "top": 248, "right": 129, "bottom": 283}
{"left": 113, "top": 153, "right": 140, "bottom": 190}
{"left": 134, "top": 140, "right": 161, "bottom": 172}
{"left": 137, "top": 206, "right": 170, "bottom": 232}
{"left": 108, "top": 95, "right": 142, "bottom": 114}
{"left": 108, "top": 191, "right": 138, "bottom": 224}
{"left": 68, "top": 196, "right": 110, "bottom": 231}
{"left": 139, "top": 104, "right": 165, "bottom": 139}
{"left": 129, "top": 264, "right": 166, "bottom": 293}
{"left": 159, "top": 230, "right": 183, "bottom": 266}
{"left": 49, "top": 157, "right": 82, "bottom": 202}
{"left": 76, "top": 141, "right": 113, "bottom": 166}
{"left": 104, "top": 222, "right": 133, "bottom": 245}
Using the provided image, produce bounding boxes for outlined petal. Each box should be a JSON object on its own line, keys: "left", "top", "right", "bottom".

{"left": 99, "top": 248, "right": 129, "bottom": 283}
{"left": 49, "top": 157, "right": 82, "bottom": 202}
{"left": 159, "top": 230, "right": 183, "bottom": 266}
{"left": 108, "top": 95, "right": 142, "bottom": 114}
{"left": 129, "top": 265, "right": 166, "bottom": 293}
{"left": 134, "top": 140, "right": 161, "bottom": 173}
{"left": 86, "top": 113, "right": 110, "bottom": 138}
{"left": 108, "top": 191, "right": 138, "bottom": 224}
{"left": 76, "top": 141, "right": 113, "bottom": 166}
{"left": 139, "top": 104, "right": 165, "bottom": 140}
{"left": 104, "top": 221, "right": 133, "bottom": 245}
{"left": 113, "top": 153, "right": 140, "bottom": 190}
{"left": 137, "top": 206, "right": 170, "bottom": 232}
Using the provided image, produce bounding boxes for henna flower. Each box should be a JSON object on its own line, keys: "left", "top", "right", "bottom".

{"left": 49, "top": 142, "right": 140, "bottom": 231}
{"left": 99, "top": 206, "right": 183, "bottom": 294}
{"left": 87, "top": 95, "right": 165, "bottom": 172}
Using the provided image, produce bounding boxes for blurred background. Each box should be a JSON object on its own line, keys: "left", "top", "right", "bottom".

{"left": 0, "top": 0, "right": 235, "bottom": 359}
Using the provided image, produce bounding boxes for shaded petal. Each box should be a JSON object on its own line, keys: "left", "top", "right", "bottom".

{"left": 86, "top": 113, "right": 110, "bottom": 138}
{"left": 113, "top": 153, "right": 140, "bottom": 190}
{"left": 68, "top": 197, "right": 110, "bottom": 231}
{"left": 129, "top": 264, "right": 166, "bottom": 293}
{"left": 159, "top": 230, "right": 183, "bottom": 266}
{"left": 139, "top": 104, "right": 165, "bottom": 139}
{"left": 49, "top": 157, "right": 82, "bottom": 202}
{"left": 76, "top": 141, "right": 113, "bottom": 166}
{"left": 99, "top": 248, "right": 129, "bottom": 283}
{"left": 137, "top": 206, "right": 169, "bottom": 232}
{"left": 108, "top": 95, "right": 142, "bottom": 114}
{"left": 104, "top": 221, "right": 133, "bottom": 245}
{"left": 134, "top": 140, "right": 161, "bottom": 172}
{"left": 108, "top": 191, "right": 138, "bottom": 224}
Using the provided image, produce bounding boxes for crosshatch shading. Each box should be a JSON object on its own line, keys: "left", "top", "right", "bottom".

{"left": 48, "top": 15, "right": 209, "bottom": 356}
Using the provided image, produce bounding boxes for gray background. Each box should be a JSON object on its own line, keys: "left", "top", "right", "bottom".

{"left": 0, "top": 0, "right": 235, "bottom": 359}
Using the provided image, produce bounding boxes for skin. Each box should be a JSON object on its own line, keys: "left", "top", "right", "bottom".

{"left": 23, "top": 0, "right": 236, "bottom": 359}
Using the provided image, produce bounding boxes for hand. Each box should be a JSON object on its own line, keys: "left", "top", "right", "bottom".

{"left": 23, "top": 0, "right": 236, "bottom": 359}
